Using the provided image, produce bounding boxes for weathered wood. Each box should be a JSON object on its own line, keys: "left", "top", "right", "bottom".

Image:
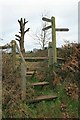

{"left": 42, "top": 16, "right": 69, "bottom": 65}
{"left": 21, "top": 62, "right": 26, "bottom": 101}
{"left": 42, "top": 17, "right": 52, "bottom": 22}
{"left": 29, "top": 95, "right": 57, "bottom": 103}
{"left": 31, "top": 82, "right": 49, "bottom": 86}
{"left": 26, "top": 71, "right": 35, "bottom": 75}
{"left": 57, "top": 57, "right": 65, "bottom": 61}
{"left": 24, "top": 57, "right": 48, "bottom": 62}
{"left": 11, "top": 40, "right": 16, "bottom": 71}
{"left": 24, "top": 56, "right": 65, "bottom": 62}
{"left": 56, "top": 28, "right": 69, "bottom": 31}
{"left": 51, "top": 16, "right": 57, "bottom": 64}
{"left": 16, "top": 41, "right": 27, "bottom": 101}
{"left": 0, "top": 45, "right": 11, "bottom": 49}
{"left": 0, "top": 50, "right": 2, "bottom": 120}
{"left": 48, "top": 42, "right": 53, "bottom": 67}
{"left": 42, "top": 25, "right": 51, "bottom": 31}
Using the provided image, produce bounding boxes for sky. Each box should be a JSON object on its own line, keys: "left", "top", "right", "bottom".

{"left": 0, "top": 0, "right": 80, "bottom": 51}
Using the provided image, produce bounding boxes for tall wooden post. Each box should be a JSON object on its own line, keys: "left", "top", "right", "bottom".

{"left": 42, "top": 16, "right": 69, "bottom": 65}
{"left": 11, "top": 40, "right": 16, "bottom": 71}
{"left": 21, "top": 62, "right": 26, "bottom": 101}
{"left": 0, "top": 48, "right": 2, "bottom": 120}
{"left": 51, "top": 17, "right": 57, "bottom": 64}
{"left": 48, "top": 42, "right": 53, "bottom": 67}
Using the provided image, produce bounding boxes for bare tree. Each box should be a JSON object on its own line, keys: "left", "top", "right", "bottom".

{"left": 35, "top": 13, "right": 51, "bottom": 50}
{"left": 15, "top": 18, "right": 30, "bottom": 54}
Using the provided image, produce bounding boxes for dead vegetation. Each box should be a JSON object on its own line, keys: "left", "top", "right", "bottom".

{"left": 2, "top": 43, "right": 80, "bottom": 118}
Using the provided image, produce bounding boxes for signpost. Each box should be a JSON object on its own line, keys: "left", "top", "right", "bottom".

{"left": 42, "top": 16, "right": 69, "bottom": 64}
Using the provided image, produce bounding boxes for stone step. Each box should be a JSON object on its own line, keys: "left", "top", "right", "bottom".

{"left": 29, "top": 95, "right": 57, "bottom": 103}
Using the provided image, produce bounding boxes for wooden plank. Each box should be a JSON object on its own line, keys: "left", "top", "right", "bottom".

{"left": 42, "top": 17, "right": 52, "bottom": 22}
{"left": 24, "top": 57, "right": 65, "bottom": 62}
{"left": 26, "top": 71, "right": 35, "bottom": 75}
{"left": 31, "top": 82, "right": 49, "bottom": 86}
{"left": 29, "top": 95, "right": 57, "bottom": 103}
{"left": 24, "top": 57, "right": 48, "bottom": 62}
{"left": 57, "top": 57, "right": 65, "bottom": 61}
{"left": 0, "top": 45, "right": 11, "bottom": 49}
{"left": 42, "top": 25, "right": 51, "bottom": 31}
{"left": 56, "top": 28, "right": 69, "bottom": 32}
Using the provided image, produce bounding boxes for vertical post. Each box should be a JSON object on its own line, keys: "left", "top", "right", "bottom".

{"left": 16, "top": 43, "right": 27, "bottom": 101}
{"left": 51, "top": 16, "right": 57, "bottom": 64}
{"left": 11, "top": 40, "right": 16, "bottom": 71}
{"left": 21, "top": 62, "right": 26, "bottom": 101}
{"left": 48, "top": 42, "right": 53, "bottom": 67}
{"left": 0, "top": 49, "right": 2, "bottom": 120}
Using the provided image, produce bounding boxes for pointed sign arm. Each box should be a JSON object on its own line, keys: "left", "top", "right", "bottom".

{"left": 55, "top": 28, "right": 69, "bottom": 31}
{"left": 42, "top": 25, "right": 51, "bottom": 31}
{"left": 42, "top": 17, "right": 52, "bottom": 22}
{"left": 42, "top": 26, "right": 69, "bottom": 31}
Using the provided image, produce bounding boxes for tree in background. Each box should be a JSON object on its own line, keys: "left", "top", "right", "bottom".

{"left": 35, "top": 12, "right": 51, "bottom": 50}
{"left": 15, "top": 18, "right": 30, "bottom": 54}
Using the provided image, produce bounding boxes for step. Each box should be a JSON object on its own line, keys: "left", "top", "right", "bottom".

{"left": 29, "top": 95, "right": 57, "bottom": 103}
{"left": 31, "top": 82, "right": 49, "bottom": 86}
{"left": 26, "top": 71, "right": 35, "bottom": 75}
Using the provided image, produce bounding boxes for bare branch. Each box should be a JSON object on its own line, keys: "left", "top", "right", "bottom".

{"left": 24, "top": 28, "right": 30, "bottom": 34}
{"left": 18, "top": 20, "right": 21, "bottom": 24}
{"left": 15, "top": 34, "right": 21, "bottom": 39}
{"left": 15, "top": 38, "right": 20, "bottom": 41}
{"left": 24, "top": 18, "right": 28, "bottom": 25}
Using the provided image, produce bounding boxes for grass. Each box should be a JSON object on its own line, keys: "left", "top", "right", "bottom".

{"left": 26, "top": 76, "right": 79, "bottom": 118}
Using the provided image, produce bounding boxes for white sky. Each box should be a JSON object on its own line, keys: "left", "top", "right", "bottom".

{"left": 0, "top": 0, "right": 80, "bottom": 51}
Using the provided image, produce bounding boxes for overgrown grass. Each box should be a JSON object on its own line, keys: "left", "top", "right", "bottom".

{"left": 26, "top": 76, "right": 79, "bottom": 118}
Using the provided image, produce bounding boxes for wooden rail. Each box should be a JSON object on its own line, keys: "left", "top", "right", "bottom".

{"left": 24, "top": 57, "right": 48, "bottom": 62}
{"left": 0, "top": 45, "right": 11, "bottom": 49}
{"left": 24, "top": 57, "right": 65, "bottom": 62}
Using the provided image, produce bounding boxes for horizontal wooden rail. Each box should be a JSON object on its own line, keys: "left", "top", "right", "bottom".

{"left": 24, "top": 57, "right": 48, "bottom": 62}
{"left": 0, "top": 45, "right": 11, "bottom": 49}
{"left": 24, "top": 57, "right": 65, "bottom": 62}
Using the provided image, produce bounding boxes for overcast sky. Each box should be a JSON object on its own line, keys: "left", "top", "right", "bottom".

{"left": 0, "top": 0, "right": 79, "bottom": 51}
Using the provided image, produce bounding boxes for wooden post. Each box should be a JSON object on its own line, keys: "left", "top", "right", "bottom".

{"left": 0, "top": 49, "right": 2, "bottom": 120}
{"left": 48, "top": 42, "right": 53, "bottom": 67}
{"left": 11, "top": 40, "right": 16, "bottom": 71}
{"left": 42, "top": 16, "right": 69, "bottom": 65}
{"left": 21, "top": 62, "right": 26, "bottom": 101}
{"left": 16, "top": 43, "right": 27, "bottom": 101}
{"left": 51, "top": 16, "right": 57, "bottom": 64}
